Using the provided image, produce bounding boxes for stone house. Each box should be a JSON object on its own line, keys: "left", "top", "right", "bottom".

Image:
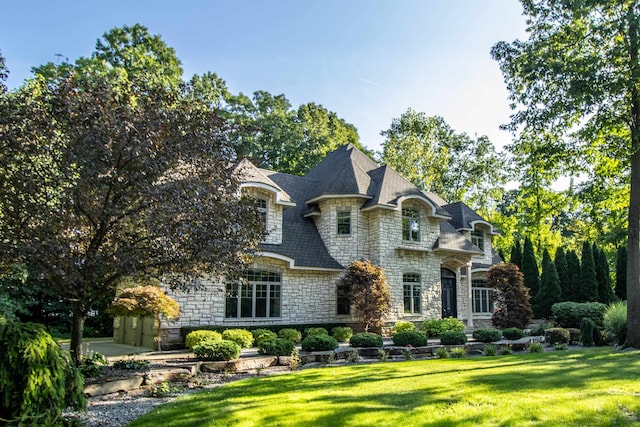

{"left": 114, "top": 144, "right": 501, "bottom": 347}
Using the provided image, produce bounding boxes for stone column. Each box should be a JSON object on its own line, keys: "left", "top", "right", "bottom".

{"left": 467, "top": 261, "right": 474, "bottom": 328}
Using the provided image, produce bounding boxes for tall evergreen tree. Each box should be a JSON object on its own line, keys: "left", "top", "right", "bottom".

{"left": 596, "top": 246, "right": 616, "bottom": 304}
{"left": 566, "top": 250, "right": 582, "bottom": 302}
{"left": 554, "top": 247, "right": 570, "bottom": 301}
{"left": 534, "top": 248, "right": 562, "bottom": 318}
{"left": 521, "top": 237, "right": 540, "bottom": 300}
{"left": 616, "top": 245, "right": 627, "bottom": 301}
{"left": 579, "top": 241, "right": 599, "bottom": 302}
{"left": 510, "top": 240, "right": 523, "bottom": 269}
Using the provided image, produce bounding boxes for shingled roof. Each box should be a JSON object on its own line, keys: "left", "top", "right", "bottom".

{"left": 442, "top": 201, "right": 500, "bottom": 234}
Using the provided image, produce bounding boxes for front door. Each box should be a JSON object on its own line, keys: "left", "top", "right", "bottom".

{"left": 441, "top": 268, "right": 457, "bottom": 318}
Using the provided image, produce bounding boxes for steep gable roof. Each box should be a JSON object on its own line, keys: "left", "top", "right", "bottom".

{"left": 442, "top": 201, "right": 499, "bottom": 235}
{"left": 236, "top": 159, "right": 295, "bottom": 206}
{"left": 433, "top": 221, "right": 483, "bottom": 254}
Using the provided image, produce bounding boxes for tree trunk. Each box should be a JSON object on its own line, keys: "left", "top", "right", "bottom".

{"left": 626, "top": 5, "right": 640, "bottom": 348}
{"left": 70, "top": 306, "right": 86, "bottom": 366}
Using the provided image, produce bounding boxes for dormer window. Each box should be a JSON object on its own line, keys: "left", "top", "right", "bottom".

{"left": 471, "top": 229, "right": 484, "bottom": 250}
{"left": 337, "top": 211, "right": 351, "bottom": 235}
{"left": 256, "top": 198, "right": 268, "bottom": 231}
{"left": 402, "top": 208, "right": 420, "bottom": 242}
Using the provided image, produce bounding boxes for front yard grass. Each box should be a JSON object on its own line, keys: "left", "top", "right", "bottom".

{"left": 129, "top": 347, "right": 640, "bottom": 426}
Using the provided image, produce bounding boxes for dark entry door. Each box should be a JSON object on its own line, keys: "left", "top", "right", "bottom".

{"left": 441, "top": 268, "right": 457, "bottom": 318}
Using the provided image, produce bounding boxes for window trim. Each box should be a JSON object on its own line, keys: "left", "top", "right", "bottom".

{"left": 336, "top": 281, "right": 351, "bottom": 315}
{"left": 471, "top": 229, "right": 485, "bottom": 251}
{"left": 472, "top": 279, "right": 493, "bottom": 314}
{"left": 225, "top": 270, "right": 282, "bottom": 319}
{"left": 336, "top": 210, "right": 351, "bottom": 235}
{"left": 256, "top": 198, "right": 268, "bottom": 233}
{"left": 402, "top": 273, "right": 422, "bottom": 314}
{"left": 402, "top": 208, "right": 420, "bottom": 242}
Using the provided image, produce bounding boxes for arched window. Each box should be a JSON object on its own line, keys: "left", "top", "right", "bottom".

{"left": 403, "top": 273, "right": 421, "bottom": 314}
{"left": 225, "top": 270, "right": 281, "bottom": 318}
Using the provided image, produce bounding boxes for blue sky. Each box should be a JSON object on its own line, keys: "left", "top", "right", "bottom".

{"left": 1, "top": 0, "right": 528, "bottom": 153}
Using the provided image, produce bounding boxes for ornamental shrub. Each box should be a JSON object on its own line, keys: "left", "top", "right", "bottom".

{"left": 502, "top": 327, "right": 524, "bottom": 340}
{"left": 528, "top": 322, "right": 552, "bottom": 336}
{"left": 439, "top": 330, "right": 467, "bottom": 345}
{"left": 193, "top": 339, "right": 241, "bottom": 361}
{"left": 301, "top": 334, "right": 339, "bottom": 351}
{"left": 349, "top": 332, "right": 384, "bottom": 348}
{"left": 472, "top": 328, "right": 502, "bottom": 343}
{"left": 580, "top": 317, "right": 595, "bottom": 347}
{"left": 278, "top": 328, "right": 302, "bottom": 343}
{"left": 551, "top": 301, "right": 606, "bottom": 328}
{"left": 392, "top": 330, "right": 428, "bottom": 347}
{"left": 252, "top": 329, "right": 277, "bottom": 346}
{"left": 222, "top": 328, "right": 254, "bottom": 348}
{"left": 545, "top": 327, "right": 570, "bottom": 345}
{"left": 567, "top": 328, "right": 581, "bottom": 344}
{"left": 0, "top": 321, "right": 86, "bottom": 427}
{"left": 258, "top": 338, "right": 296, "bottom": 356}
{"left": 529, "top": 342, "right": 543, "bottom": 353}
{"left": 603, "top": 301, "right": 627, "bottom": 345}
{"left": 393, "top": 321, "right": 417, "bottom": 334}
{"left": 185, "top": 330, "right": 222, "bottom": 350}
{"left": 483, "top": 344, "right": 497, "bottom": 356}
{"left": 331, "top": 326, "right": 353, "bottom": 342}
{"left": 304, "top": 327, "right": 329, "bottom": 337}
{"left": 422, "top": 317, "right": 465, "bottom": 337}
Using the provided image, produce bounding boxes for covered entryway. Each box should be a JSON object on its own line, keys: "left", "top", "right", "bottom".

{"left": 441, "top": 268, "right": 457, "bottom": 318}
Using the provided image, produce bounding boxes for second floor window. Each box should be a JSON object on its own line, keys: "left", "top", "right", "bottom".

{"left": 256, "top": 198, "right": 268, "bottom": 231}
{"left": 337, "top": 211, "right": 351, "bottom": 235}
{"left": 402, "top": 208, "right": 420, "bottom": 242}
{"left": 471, "top": 230, "right": 484, "bottom": 251}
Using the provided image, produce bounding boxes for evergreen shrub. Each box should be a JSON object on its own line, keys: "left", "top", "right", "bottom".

{"left": 472, "top": 328, "right": 502, "bottom": 343}
{"left": 393, "top": 321, "right": 417, "bottom": 333}
{"left": 580, "top": 318, "right": 595, "bottom": 347}
{"left": 278, "top": 328, "right": 302, "bottom": 343}
{"left": 567, "top": 328, "right": 581, "bottom": 344}
{"left": 304, "top": 327, "right": 329, "bottom": 337}
{"left": 331, "top": 326, "right": 353, "bottom": 342}
{"left": 551, "top": 302, "right": 606, "bottom": 328}
{"left": 185, "top": 330, "right": 222, "bottom": 350}
{"left": 392, "top": 330, "right": 428, "bottom": 347}
{"left": 528, "top": 322, "right": 552, "bottom": 336}
{"left": 545, "top": 327, "right": 570, "bottom": 345}
{"left": 301, "top": 334, "right": 339, "bottom": 351}
{"left": 0, "top": 321, "right": 86, "bottom": 426}
{"left": 439, "top": 330, "right": 468, "bottom": 345}
{"left": 529, "top": 342, "right": 543, "bottom": 353}
{"left": 251, "top": 329, "right": 277, "bottom": 346}
{"left": 349, "top": 332, "right": 384, "bottom": 348}
{"left": 422, "top": 317, "right": 465, "bottom": 337}
{"left": 193, "top": 339, "right": 241, "bottom": 361}
{"left": 258, "top": 338, "right": 296, "bottom": 356}
{"left": 502, "top": 327, "right": 524, "bottom": 340}
{"left": 222, "top": 329, "right": 254, "bottom": 348}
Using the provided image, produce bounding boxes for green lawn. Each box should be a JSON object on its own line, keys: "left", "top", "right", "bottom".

{"left": 130, "top": 348, "right": 640, "bottom": 427}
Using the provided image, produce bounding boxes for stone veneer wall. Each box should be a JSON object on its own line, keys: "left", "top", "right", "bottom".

{"left": 246, "top": 188, "right": 283, "bottom": 245}
{"left": 160, "top": 257, "right": 351, "bottom": 346}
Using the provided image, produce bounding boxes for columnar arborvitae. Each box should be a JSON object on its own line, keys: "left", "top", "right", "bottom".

{"left": 595, "top": 246, "right": 616, "bottom": 304}
{"left": 554, "top": 247, "right": 570, "bottom": 301}
{"left": 566, "top": 250, "right": 581, "bottom": 302}
{"left": 615, "top": 245, "right": 627, "bottom": 301}
{"left": 579, "top": 241, "right": 599, "bottom": 302}
{"left": 521, "top": 237, "right": 540, "bottom": 300}
{"left": 534, "top": 248, "right": 562, "bottom": 318}
{"left": 510, "top": 240, "right": 523, "bottom": 269}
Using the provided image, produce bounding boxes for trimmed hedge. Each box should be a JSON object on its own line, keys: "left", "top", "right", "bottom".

{"left": 422, "top": 318, "right": 465, "bottom": 337}
{"left": 258, "top": 338, "right": 296, "bottom": 356}
{"left": 193, "top": 339, "right": 241, "bottom": 361}
{"left": 222, "top": 329, "right": 254, "bottom": 348}
{"left": 502, "top": 327, "right": 524, "bottom": 340}
{"left": 185, "top": 330, "right": 222, "bottom": 350}
{"left": 439, "top": 330, "right": 468, "bottom": 345}
{"left": 180, "top": 323, "right": 349, "bottom": 343}
{"left": 278, "top": 328, "right": 302, "bottom": 343}
{"left": 331, "top": 326, "right": 353, "bottom": 342}
{"left": 393, "top": 321, "right": 417, "bottom": 333}
{"left": 545, "top": 327, "right": 570, "bottom": 345}
{"left": 349, "top": 332, "right": 384, "bottom": 348}
{"left": 392, "top": 330, "right": 428, "bottom": 347}
{"left": 301, "top": 334, "right": 339, "bottom": 351}
{"left": 472, "top": 328, "right": 502, "bottom": 343}
{"left": 251, "top": 329, "right": 277, "bottom": 346}
{"left": 304, "top": 327, "right": 329, "bottom": 337}
{"left": 551, "top": 302, "right": 606, "bottom": 328}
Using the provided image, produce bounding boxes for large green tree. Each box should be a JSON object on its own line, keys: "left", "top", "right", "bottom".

{"left": 579, "top": 241, "right": 599, "bottom": 302}
{"left": 534, "top": 248, "right": 562, "bottom": 318}
{"left": 380, "top": 109, "right": 507, "bottom": 208}
{"left": 554, "top": 247, "right": 570, "bottom": 301}
{"left": 0, "top": 27, "right": 264, "bottom": 364}
{"left": 492, "top": 0, "right": 640, "bottom": 346}
{"left": 521, "top": 237, "right": 540, "bottom": 299}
